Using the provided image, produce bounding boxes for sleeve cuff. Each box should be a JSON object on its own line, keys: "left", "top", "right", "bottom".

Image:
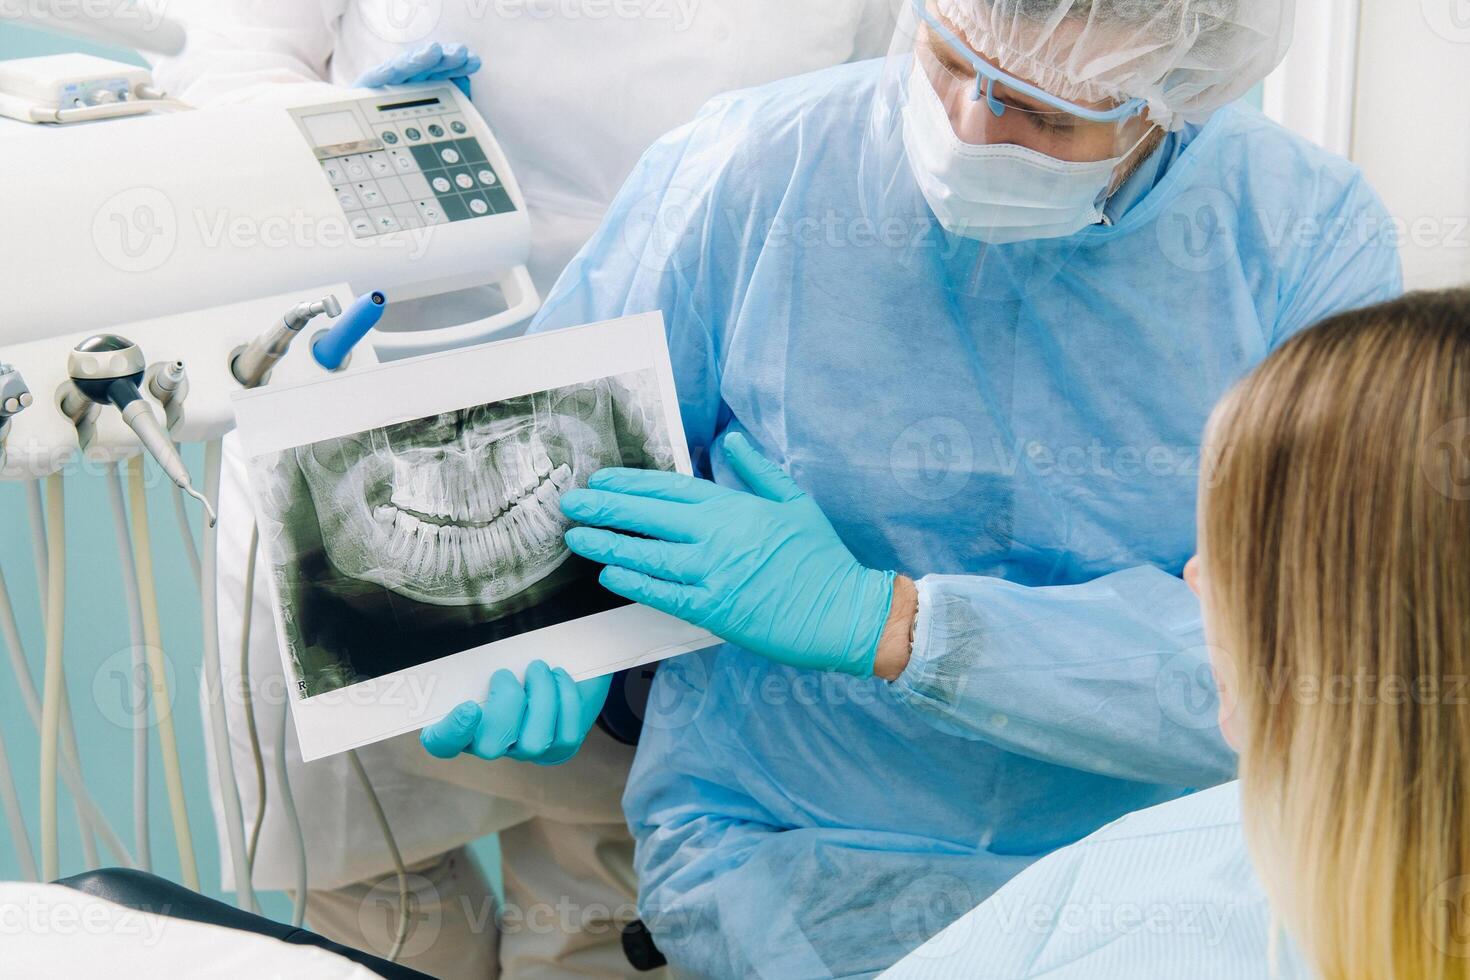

{"left": 891, "top": 575, "right": 943, "bottom": 701}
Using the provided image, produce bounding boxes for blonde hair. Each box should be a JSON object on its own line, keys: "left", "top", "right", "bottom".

{"left": 1200, "top": 289, "right": 1470, "bottom": 980}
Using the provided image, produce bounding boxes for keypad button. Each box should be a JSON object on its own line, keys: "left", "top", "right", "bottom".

{"left": 378, "top": 176, "right": 410, "bottom": 205}
{"left": 404, "top": 127, "right": 422, "bottom": 141}
{"left": 468, "top": 197, "right": 489, "bottom": 215}
{"left": 440, "top": 195, "right": 471, "bottom": 221}
{"left": 381, "top": 130, "right": 399, "bottom": 144}
{"left": 391, "top": 202, "right": 424, "bottom": 230}
{"left": 343, "top": 155, "right": 369, "bottom": 179}
{"left": 477, "top": 168, "right": 497, "bottom": 186}
{"left": 439, "top": 147, "right": 460, "bottom": 165}
{"left": 415, "top": 199, "right": 448, "bottom": 225}
{"left": 430, "top": 175, "right": 452, "bottom": 194}
{"left": 366, "top": 153, "right": 393, "bottom": 177}
{"left": 357, "top": 183, "right": 385, "bottom": 206}
{"left": 484, "top": 187, "right": 515, "bottom": 213}
{"left": 409, "top": 144, "right": 441, "bottom": 170}
{"left": 427, "top": 123, "right": 444, "bottom": 138}
{"left": 455, "top": 138, "right": 487, "bottom": 164}
{"left": 334, "top": 185, "right": 361, "bottom": 210}
{"left": 450, "top": 120, "right": 467, "bottom": 134}
{"left": 400, "top": 172, "right": 433, "bottom": 198}
{"left": 321, "top": 160, "right": 346, "bottom": 183}
{"left": 367, "top": 207, "right": 401, "bottom": 233}
{"left": 347, "top": 213, "right": 374, "bottom": 238}
{"left": 454, "top": 172, "right": 474, "bottom": 190}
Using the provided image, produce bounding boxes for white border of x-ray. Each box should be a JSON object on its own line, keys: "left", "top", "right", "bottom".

{"left": 231, "top": 312, "right": 717, "bottom": 761}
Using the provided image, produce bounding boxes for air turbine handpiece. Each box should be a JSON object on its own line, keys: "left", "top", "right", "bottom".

{"left": 67, "top": 333, "right": 147, "bottom": 407}
{"left": 68, "top": 335, "right": 217, "bottom": 526}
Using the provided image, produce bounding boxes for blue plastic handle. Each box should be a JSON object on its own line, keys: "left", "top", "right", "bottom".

{"left": 313, "top": 291, "right": 386, "bottom": 370}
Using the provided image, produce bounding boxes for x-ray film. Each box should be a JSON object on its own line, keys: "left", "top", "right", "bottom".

{"left": 231, "top": 313, "right": 715, "bottom": 760}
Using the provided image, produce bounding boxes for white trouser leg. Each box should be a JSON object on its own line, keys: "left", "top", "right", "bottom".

{"left": 296, "top": 845, "right": 500, "bottom": 979}
{"left": 499, "top": 814, "right": 667, "bottom": 980}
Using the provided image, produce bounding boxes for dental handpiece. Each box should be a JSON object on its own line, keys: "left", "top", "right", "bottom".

{"left": 63, "top": 335, "right": 217, "bottom": 526}
{"left": 232, "top": 294, "right": 343, "bottom": 389}
{"left": 147, "top": 359, "right": 189, "bottom": 431}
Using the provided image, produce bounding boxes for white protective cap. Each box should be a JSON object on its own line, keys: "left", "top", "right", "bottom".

{"left": 933, "top": 0, "right": 1295, "bottom": 129}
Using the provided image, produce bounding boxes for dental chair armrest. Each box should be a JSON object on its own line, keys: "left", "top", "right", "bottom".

{"left": 56, "top": 869, "right": 433, "bottom": 980}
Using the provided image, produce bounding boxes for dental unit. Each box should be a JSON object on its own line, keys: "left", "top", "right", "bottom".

{"left": 0, "top": 5, "right": 542, "bottom": 955}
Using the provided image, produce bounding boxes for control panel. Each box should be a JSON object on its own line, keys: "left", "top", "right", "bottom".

{"left": 290, "top": 88, "right": 516, "bottom": 238}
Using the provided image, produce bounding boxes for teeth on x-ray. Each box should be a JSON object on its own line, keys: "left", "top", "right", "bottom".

{"left": 294, "top": 387, "right": 634, "bottom": 607}
{"left": 374, "top": 457, "right": 575, "bottom": 584}
{"left": 255, "top": 365, "right": 679, "bottom": 700}
{"left": 358, "top": 420, "right": 586, "bottom": 601}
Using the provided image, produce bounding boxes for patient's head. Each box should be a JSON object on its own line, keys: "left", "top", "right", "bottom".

{"left": 1192, "top": 289, "right": 1470, "bottom": 980}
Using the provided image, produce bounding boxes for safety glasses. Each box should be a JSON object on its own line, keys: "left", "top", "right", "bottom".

{"left": 909, "top": 0, "right": 1147, "bottom": 124}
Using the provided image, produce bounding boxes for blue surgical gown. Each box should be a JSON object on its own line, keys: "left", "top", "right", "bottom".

{"left": 880, "top": 782, "right": 1312, "bottom": 979}
{"left": 528, "top": 60, "right": 1402, "bottom": 978}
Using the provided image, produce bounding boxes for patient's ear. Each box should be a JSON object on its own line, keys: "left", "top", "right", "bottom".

{"left": 1183, "top": 556, "right": 1202, "bottom": 597}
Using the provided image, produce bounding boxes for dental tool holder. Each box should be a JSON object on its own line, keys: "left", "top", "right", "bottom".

{"left": 147, "top": 360, "right": 190, "bottom": 430}
{"left": 0, "top": 283, "right": 377, "bottom": 481}
{"left": 0, "top": 364, "right": 32, "bottom": 467}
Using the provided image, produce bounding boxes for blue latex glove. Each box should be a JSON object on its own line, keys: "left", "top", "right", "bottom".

{"left": 561, "top": 432, "right": 897, "bottom": 677}
{"left": 355, "top": 42, "right": 482, "bottom": 97}
{"left": 421, "top": 660, "right": 611, "bottom": 765}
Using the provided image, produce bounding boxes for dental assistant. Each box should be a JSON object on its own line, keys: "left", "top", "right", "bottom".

{"left": 460, "top": 0, "right": 1405, "bottom": 974}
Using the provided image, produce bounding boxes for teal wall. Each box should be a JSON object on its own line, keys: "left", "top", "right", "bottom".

{"left": 0, "top": 22, "right": 499, "bottom": 928}
{"left": 0, "top": 450, "right": 254, "bottom": 901}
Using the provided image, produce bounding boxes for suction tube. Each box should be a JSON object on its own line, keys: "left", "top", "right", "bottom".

{"left": 312, "top": 291, "right": 387, "bottom": 371}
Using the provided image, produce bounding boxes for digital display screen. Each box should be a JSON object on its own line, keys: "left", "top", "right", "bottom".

{"left": 377, "top": 97, "right": 443, "bottom": 112}
{"left": 303, "top": 110, "right": 367, "bottom": 147}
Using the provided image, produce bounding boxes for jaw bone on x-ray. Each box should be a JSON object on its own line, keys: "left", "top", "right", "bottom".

{"left": 256, "top": 370, "right": 675, "bottom": 698}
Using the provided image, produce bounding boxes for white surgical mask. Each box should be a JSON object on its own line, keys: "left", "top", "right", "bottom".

{"left": 901, "top": 66, "right": 1133, "bottom": 244}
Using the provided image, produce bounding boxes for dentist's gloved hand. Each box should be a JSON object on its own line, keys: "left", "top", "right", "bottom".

{"left": 561, "top": 432, "right": 898, "bottom": 677}
{"left": 356, "top": 42, "right": 482, "bottom": 97}
{"left": 421, "top": 661, "right": 611, "bottom": 766}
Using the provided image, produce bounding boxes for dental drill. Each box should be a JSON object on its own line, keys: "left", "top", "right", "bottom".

{"left": 231, "top": 295, "right": 342, "bottom": 389}
{"left": 0, "top": 364, "right": 33, "bottom": 470}
{"left": 58, "top": 335, "right": 217, "bottom": 526}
